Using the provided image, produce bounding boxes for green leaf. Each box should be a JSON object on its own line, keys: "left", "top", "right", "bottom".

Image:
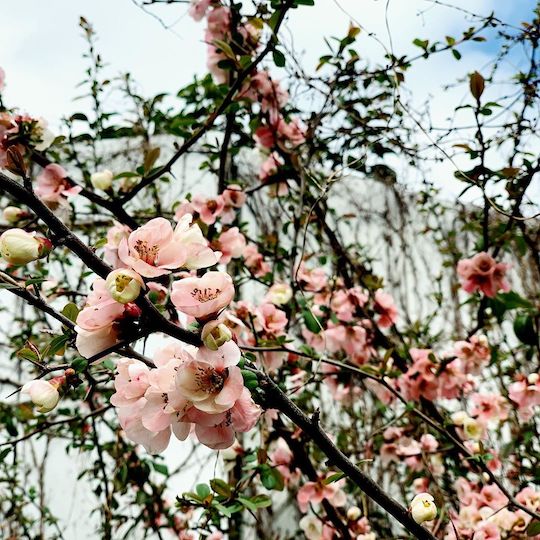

{"left": 514, "top": 314, "right": 537, "bottom": 346}
{"left": 196, "top": 483, "right": 211, "bottom": 499}
{"left": 452, "top": 49, "right": 462, "bottom": 60}
{"left": 61, "top": 302, "right": 80, "bottom": 323}
{"left": 324, "top": 472, "right": 345, "bottom": 484}
{"left": 238, "top": 497, "right": 258, "bottom": 512}
{"left": 272, "top": 49, "right": 286, "bottom": 67}
{"left": 527, "top": 520, "right": 540, "bottom": 536}
{"left": 210, "top": 478, "right": 232, "bottom": 497}
{"left": 152, "top": 462, "right": 169, "bottom": 475}
{"left": 259, "top": 465, "right": 284, "bottom": 491}
{"left": 496, "top": 291, "right": 533, "bottom": 310}
{"left": 303, "top": 310, "right": 322, "bottom": 334}
{"left": 71, "top": 357, "right": 88, "bottom": 373}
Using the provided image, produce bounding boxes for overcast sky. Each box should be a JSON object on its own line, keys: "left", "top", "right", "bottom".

{"left": 1, "top": 0, "right": 538, "bottom": 201}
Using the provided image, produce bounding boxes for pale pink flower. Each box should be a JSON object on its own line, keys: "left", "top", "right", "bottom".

{"left": 438, "top": 359, "right": 470, "bottom": 399}
{"left": 479, "top": 484, "right": 508, "bottom": 510}
{"left": 118, "top": 217, "right": 188, "bottom": 277}
{"left": 255, "top": 303, "right": 288, "bottom": 335}
{"left": 75, "top": 324, "right": 119, "bottom": 358}
{"left": 276, "top": 117, "right": 306, "bottom": 147}
{"left": 297, "top": 262, "right": 328, "bottom": 292}
{"left": 221, "top": 184, "right": 246, "bottom": 223}
{"left": 454, "top": 335, "right": 490, "bottom": 374}
{"left": 110, "top": 358, "right": 151, "bottom": 407}
{"left": 76, "top": 278, "right": 125, "bottom": 332}
{"left": 175, "top": 342, "right": 243, "bottom": 414}
{"left": 400, "top": 349, "right": 439, "bottom": 401}
{"left": 174, "top": 213, "right": 221, "bottom": 270}
{"left": 508, "top": 375, "right": 540, "bottom": 420}
{"left": 188, "top": 0, "right": 212, "bottom": 21}
{"left": 457, "top": 252, "right": 510, "bottom": 298}
{"left": 265, "top": 282, "right": 293, "bottom": 305}
{"left": 191, "top": 193, "right": 225, "bottom": 225}
{"left": 35, "top": 164, "right": 81, "bottom": 205}
{"left": 215, "top": 227, "right": 246, "bottom": 264}
{"left": 374, "top": 290, "right": 398, "bottom": 328}
{"left": 104, "top": 221, "right": 131, "bottom": 268}
{"left": 297, "top": 474, "right": 346, "bottom": 513}
{"left": 470, "top": 392, "right": 509, "bottom": 423}
{"left": 243, "top": 71, "right": 289, "bottom": 114}
{"left": 171, "top": 271, "right": 234, "bottom": 320}
{"left": 516, "top": 486, "right": 540, "bottom": 511}
{"left": 206, "top": 6, "right": 230, "bottom": 38}
{"left": 243, "top": 243, "right": 270, "bottom": 277}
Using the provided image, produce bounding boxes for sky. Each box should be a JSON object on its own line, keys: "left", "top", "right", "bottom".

{"left": 1, "top": 0, "right": 538, "bottom": 201}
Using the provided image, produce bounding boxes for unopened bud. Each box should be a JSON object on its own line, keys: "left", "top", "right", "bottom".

{"left": 202, "top": 319, "right": 233, "bottom": 351}
{"left": 346, "top": 506, "right": 361, "bottom": 521}
{"left": 105, "top": 268, "right": 144, "bottom": 304}
{"left": 90, "top": 169, "right": 114, "bottom": 191}
{"left": 0, "top": 228, "right": 51, "bottom": 265}
{"left": 22, "top": 379, "right": 60, "bottom": 413}
{"left": 528, "top": 373, "right": 539, "bottom": 385}
{"left": 463, "top": 417, "right": 483, "bottom": 441}
{"left": 3, "top": 206, "right": 28, "bottom": 224}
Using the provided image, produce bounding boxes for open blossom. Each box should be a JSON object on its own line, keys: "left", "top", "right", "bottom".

{"left": 454, "top": 335, "right": 490, "bottom": 374}
{"left": 297, "top": 262, "right": 328, "bottom": 292}
{"left": 410, "top": 492, "right": 437, "bottom": 524}
{"left": 0, "top": 228, "right": 51, "bottom": 265}
{"left": 191, "top": 194, "right": 225, "bottom": 225}
{"left": 297, "top": 473, "right": 346, "bottom": 513}
{"left": 374, "top": 290, "right": 398, "bottom": 328}
{"left": 76, "top": 278, "right": 125, "bottom": 332}
{"left": 119, "top": 217, "right": 187, "bottom": 277}
{"left": 508, "top": 374, "right": 540, "bottom": 420}
{"left": 221, "top": 184, "right": 246, "bottom": 223}
{"left": 243, "top": 243, "right": 270, "bottom": 277}
{"left": 215, "top": 227, "right": 246, "bottom": 264}
{"left": 457, "top": 252, "right": 510, "bottom": 298}
{"left": 104, "top": 221, "right": 132, "bottom": 267}
{"left": 175, "top": 342, "right": 243, "bottom": 413}
{"left": 188, "top": 0, "right": 212, "bottom": 21}
{"left": 35, "top": 164, "right": 81, "bottom": 205}
{"left": 22, "top": 378, "right": 61, "bottom": 413}
{"left": 400, "top": 349, "right": 439, "bottom": 401}
{"left": 471, "top": 392, "right": 509, "bottom": 423}
{"left": 255, "top": 303, "right": 288, "bottom": 335}
{"left": 171, "top": 271, "right": 234, "bottom": 319}
{"left": 265, "top": 282, "right": 293, "bottom": 305}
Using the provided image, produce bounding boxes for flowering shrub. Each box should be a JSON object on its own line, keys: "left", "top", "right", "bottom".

{"left": 0, "top": 2, "right": 539, "bottom": 539}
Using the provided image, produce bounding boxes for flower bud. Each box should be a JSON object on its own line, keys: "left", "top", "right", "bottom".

{"left": 265, "top": 282, "right": 293, "bottom": 305}
{"left": 202, "top": 318, "right": 233, "bottom": 351}
{"left": 0, "top": 228, "right": 51, "bottom": 265}
{"left": 528, "top": 373, "right": 539, "bottom": 385}
{"left": 410, "top": 492, "right": 437, "bottom": 524}
{"left": 346, "top": 506, "right": 361, "bottom": 521}
{"left": 3, "top": 206, "right": 28, "bottom": 224}
{"left": 22, "top": 379, "right": 60, "bottom": 413}
{"left": 105, "top": 269, "right": 144, "bottom": 304}
{"left": 91, "top": 169, "right": 114, "bottom": 191}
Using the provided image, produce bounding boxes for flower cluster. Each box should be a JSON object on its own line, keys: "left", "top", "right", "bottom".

{"left": 111, "top": 340, "right": 260, "bottom": 452}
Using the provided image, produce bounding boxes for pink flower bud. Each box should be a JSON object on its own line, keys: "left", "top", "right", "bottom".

{"left": 3, "top": 206, "right": 29, "bottom": 224}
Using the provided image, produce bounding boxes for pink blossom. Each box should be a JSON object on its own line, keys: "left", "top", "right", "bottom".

{"left": 297, "top": 262, "right": 328, "bottom": 292}
{"left": 457, "top": 252, "right": 510, "bottom": 298}
{"left": 104, "top": 221, "right": 132, "bottom": 268}
{"left": 191, "top": 194, "right": 225, "bottom": 225}
{"left": 118, "top": 217, "right": 188, "bottom": 277}
{"left": 171, "top": 271, "right": 234, "bottom": 320}
{"left": 206, "top": 6, "right": 230, "bottom": 38}
{"left": 297, "top": 474, "right": 346, "bottom": 513}
{"left": 242, "top": 71, "right": 289, "bottom": 114}
{"left": 35, "top": 164, "right": 81, "bottom": 205}
{"left": 174, "top": 213, "right": 221, "bottom": 270}
{"left": 454, "top": 335, "right": 490, "bottom": 374}
{"left": 516, "top": 486, "right": 540, "bottom": 511}
{"left": 470, "top": 392, "right": 509, "bottom": 423}
{"left": 215, "top": 227, "right": 246, "bottom": 264}
{"left": 438, "top": 359, "right": 470, "bottom": 399}
{"left": 508, "top": 375, "right": 540, "bottom": 420}
{"left": 175, "top": 342, "right": 243, "bottom": 413}
{"left": 479, "top": 484, "right": 508, "bottom": 510}
{"left": 374, "top": 290, "right": 398, "bottom": 328}
{"left": 255, "top": 303, "right": 288, "bottom": 335}
{"left": 400, "top": 349, "right": 439, "bottom": 401}
{"left": 276, "top": 117, "right": 306, "bottom": 147}
{"left": 243, "top": 244, "right": 270, "bottom": 277}
{"left": 76, "top": 278, "right": 125, "bottom": 331}
{"left": 221, "top": 184, "right": 246, "bottom": 223}
{"left": 110, "top": 358, "right": 151, "bottom": 407}
{"left": 75, "top": 324, "right": 119, "bottom": 358}
{"left": 188, "top": 0, "right": 212, "bottom": 21}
